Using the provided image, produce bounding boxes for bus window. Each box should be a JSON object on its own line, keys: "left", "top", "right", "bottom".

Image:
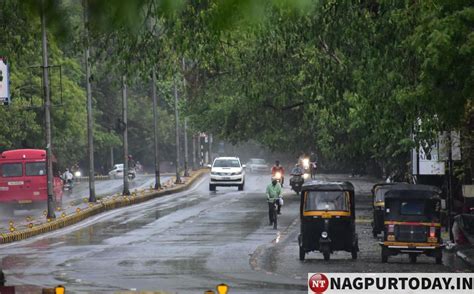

{"left": 26, "top": 162, "right": 46, "bottom": 176}
{"left": 1, "top": 163, "right": 23, "bottom": 177}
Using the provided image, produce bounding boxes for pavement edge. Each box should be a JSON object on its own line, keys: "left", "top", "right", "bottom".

{"left": 0, "top": 169, "right": 208, "bottom": 244}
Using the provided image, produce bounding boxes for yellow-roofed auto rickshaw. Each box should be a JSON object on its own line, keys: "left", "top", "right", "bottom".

{"left": 371, "top": 183, "right": 396, "bottom": 238}
{"left": 298, "top": 181, "right": 358, "bottom": 261}
{"left": 380, "top": 183, "right": 444, "bottom": 264}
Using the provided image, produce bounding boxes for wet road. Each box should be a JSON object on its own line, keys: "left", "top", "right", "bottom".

{"left": 0, "top": 174, "right": 170, "bottom": 231}
{"left": 0, "top": 173, "right": 471, "bottom": 293}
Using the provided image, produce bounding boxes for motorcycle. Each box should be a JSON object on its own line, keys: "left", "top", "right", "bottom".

{"left": 290, "top": 172, "right": 305, "bottom": 195}
{"left": 273, "top": 171, "right": 284, "bottom": 186}
{"left": 127, "top": 169, "right": 136, "bottom": 180}
{"left": 62, "top": 178, "right": 74, "bottom": 191}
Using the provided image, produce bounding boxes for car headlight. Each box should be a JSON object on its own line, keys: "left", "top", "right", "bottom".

{"left": 321, "top": 231, "right": 328, "bottom": 239}
{"left": 303, "top": 173, "right": 310, "bottom": 179}
{"left": 74, "top": 171, "right": 81, "bottom": 177}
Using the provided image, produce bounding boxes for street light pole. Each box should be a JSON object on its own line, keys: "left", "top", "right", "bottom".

{"left": 152, "top": 67, "right": 161, "bottom": 189}
{"left": 181, "top": 58, "right": 189, "bottom": 177}
{"left": 447, "top": 131, "right": 454, "bottom": 241}
{"left": 174, "top": 80, "right": 181, "bottom": 184}
{"left": 83, "top": 0, "right": 96, "bottom": 202}
{"left": 192, "top": 134, "right": 196, "bottom": 170}
{"left": 184, "top": 118, "right": 189, "bottom": 176}
{"left": 40, "top": 0, "right": 55, "bottom": 219}
{"left": 122, "top": 75, "right": 130, "bottom": 195}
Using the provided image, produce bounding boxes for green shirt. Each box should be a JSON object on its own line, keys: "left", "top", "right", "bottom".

{"left": 266, "top": 182, "right": 282, "bottom": 203}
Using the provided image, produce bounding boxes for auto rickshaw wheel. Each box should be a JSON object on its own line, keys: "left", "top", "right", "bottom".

{"left": 299, "top": 246, "right": 305, "bottom": 261}
{"left": 409, "top": 253, "right": 417, "bottom": 264}
{"left": 381, "top": 247, "right": 388, "bottom": 263}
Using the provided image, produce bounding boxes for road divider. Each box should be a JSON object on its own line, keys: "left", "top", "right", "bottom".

{"left": 0, "top": 169, "right": 207, "bottom": 244}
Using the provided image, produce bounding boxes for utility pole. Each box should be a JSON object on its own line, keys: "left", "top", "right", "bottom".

{"left": 184, "top": 118, "right": 189, "bottom": 176}
{"left": 41, "top": 0, "right": 55, "bottom": 219}
{"left": 209, "top": 133, "right": 213, "bottom": 164}
{"left": 122, "top": 75, "right": 130, "bottom": 195}
{"left": 110, "top": 146, "right": 114, "bottom": 169}
{"left": 447, "top": 131, "right": 454, "bottom": 241}
{"left": 83, "top": 0, "right": 96, "bottom": 202}
{"left": 181, "top": 58, "right": 189, "bottom": 177}
{"left": 152, "top": 67, "right": 161, "bottom": 189}
{"left": 174, "top": 80, "right": 181, "bottom": 184}
{"left": 192, "top": 134, "right": 196, "bottom": 170}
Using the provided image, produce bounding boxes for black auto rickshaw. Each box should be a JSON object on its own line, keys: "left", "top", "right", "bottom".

{"left": 371, "top": 183, "right": 396, "bottom": 237}
{"left": 380, "top": 183, "right": 444, "bottom": 264}
{"left": 298, "top": 181, "right": 358, "bottom": 261}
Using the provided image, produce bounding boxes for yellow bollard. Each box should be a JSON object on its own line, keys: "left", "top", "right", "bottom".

{"left": 8, "top": 220, "right": 14, "bottom": 227}
{"left": 61, "top": 212, "right": 66, "bottom": 218}
{"left": 55, "top": 285, "right": 65, "bottom": 294}
{"left": 76, "top": 207, "right": 81, "bottom": 213}
{"left": 28, "top": 223, "right": 34, "bottom": 228}
{"left": 216, "top": 284, "right": 229, "bottom": 294}
{"left": 9, "top": 226, "right": 15, "bottom": 232}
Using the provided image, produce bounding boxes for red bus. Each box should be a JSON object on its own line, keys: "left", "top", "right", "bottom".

{"left": 0, "top": 149, "right": 63, "bottom": 210}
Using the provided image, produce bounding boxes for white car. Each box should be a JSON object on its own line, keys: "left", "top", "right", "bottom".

{"left": 209, "top": 157, "right": 246, "bottom": 191}
{"left": 246, "top": 158, "right": 269, "bottom": 173}
{"left": 108, "top": 164, "right": 124, "bottom": 179}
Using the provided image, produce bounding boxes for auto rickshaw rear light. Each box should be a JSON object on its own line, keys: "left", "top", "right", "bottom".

{"left": 388, "top": 224, "right": 395, "bottom": 233}
{"left": 429, "top": 227, "right": 436, "bottom": 238}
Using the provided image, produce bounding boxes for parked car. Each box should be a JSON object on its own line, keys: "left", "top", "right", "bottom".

{"left": 245, "top": 158, "right": 269, "bottom": 173}
{"left": 108, "top": 164, "right": 124, "bottom": 179}
{"left": 209, "top": 157, "right": 246, "bottom": 191}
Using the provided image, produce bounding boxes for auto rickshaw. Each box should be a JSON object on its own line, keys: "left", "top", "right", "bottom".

{"left": 371, "top": 183, "right": 396, "bottom": 237}
{"left": 380, "top": 183, "right": 444, "bottom": 264}
{"left": 298, "top": 181, "right": 358, "bottom": 261}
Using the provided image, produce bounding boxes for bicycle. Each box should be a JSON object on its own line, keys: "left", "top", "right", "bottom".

{"left": 269, "top": 198, "right": 281, "bottom": 230}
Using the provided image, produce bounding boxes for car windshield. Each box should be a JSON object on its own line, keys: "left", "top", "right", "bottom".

{"left": 213, "top": 159, "right": 240, "bottom": 168}
{"left": 374, "top": 186, "right": 391, "bottom": 202}
{"left": 25, "top": 162, "right": 46, "bottom": 176}
{"left": 305, "top": 191, "right": 349, "bottom": 211}
{"left": 400, "top": 200, "right": 425, "bottom": 216}
{"left": 0, "top": 163, "right": 23, "bottom": 177}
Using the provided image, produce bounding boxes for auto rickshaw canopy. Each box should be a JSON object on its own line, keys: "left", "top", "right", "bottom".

{"left": 384, "top": 183, "right": 441, "bottom": 221}
{"left": 300, "top": 180, "right": 355, "bottom": 217}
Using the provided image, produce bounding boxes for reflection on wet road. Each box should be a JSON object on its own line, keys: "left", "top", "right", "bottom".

{"left": 0, "top": 175, "right": 170, "bottom": 230}
{"left": 0, "top": 174, "right": 471, "bottom": 293}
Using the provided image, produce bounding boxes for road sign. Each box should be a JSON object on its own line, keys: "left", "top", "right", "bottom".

{"left": 0, "top": 57, "right": 10, "bottom": 105}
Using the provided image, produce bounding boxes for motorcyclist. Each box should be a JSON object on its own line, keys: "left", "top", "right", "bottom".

{"left": 290, "top": 163, "right": 304, "bottom": 176}
{"left": 309, "top": 152, "right": 318, "bottom": 178}
{"left": 271, "top": 160, "right": 285, "bottom": 187}
{"left": 62, "top": 168, "right": 73, "bottom": 187}
{"left": 128, "top": 155, "right": 136, "bottom": 170}
{"left": 266, "top": 178, "right": 282, "bottom": 229}
{"left": 127, "top": 155, "right": 137, "bottom": 179}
